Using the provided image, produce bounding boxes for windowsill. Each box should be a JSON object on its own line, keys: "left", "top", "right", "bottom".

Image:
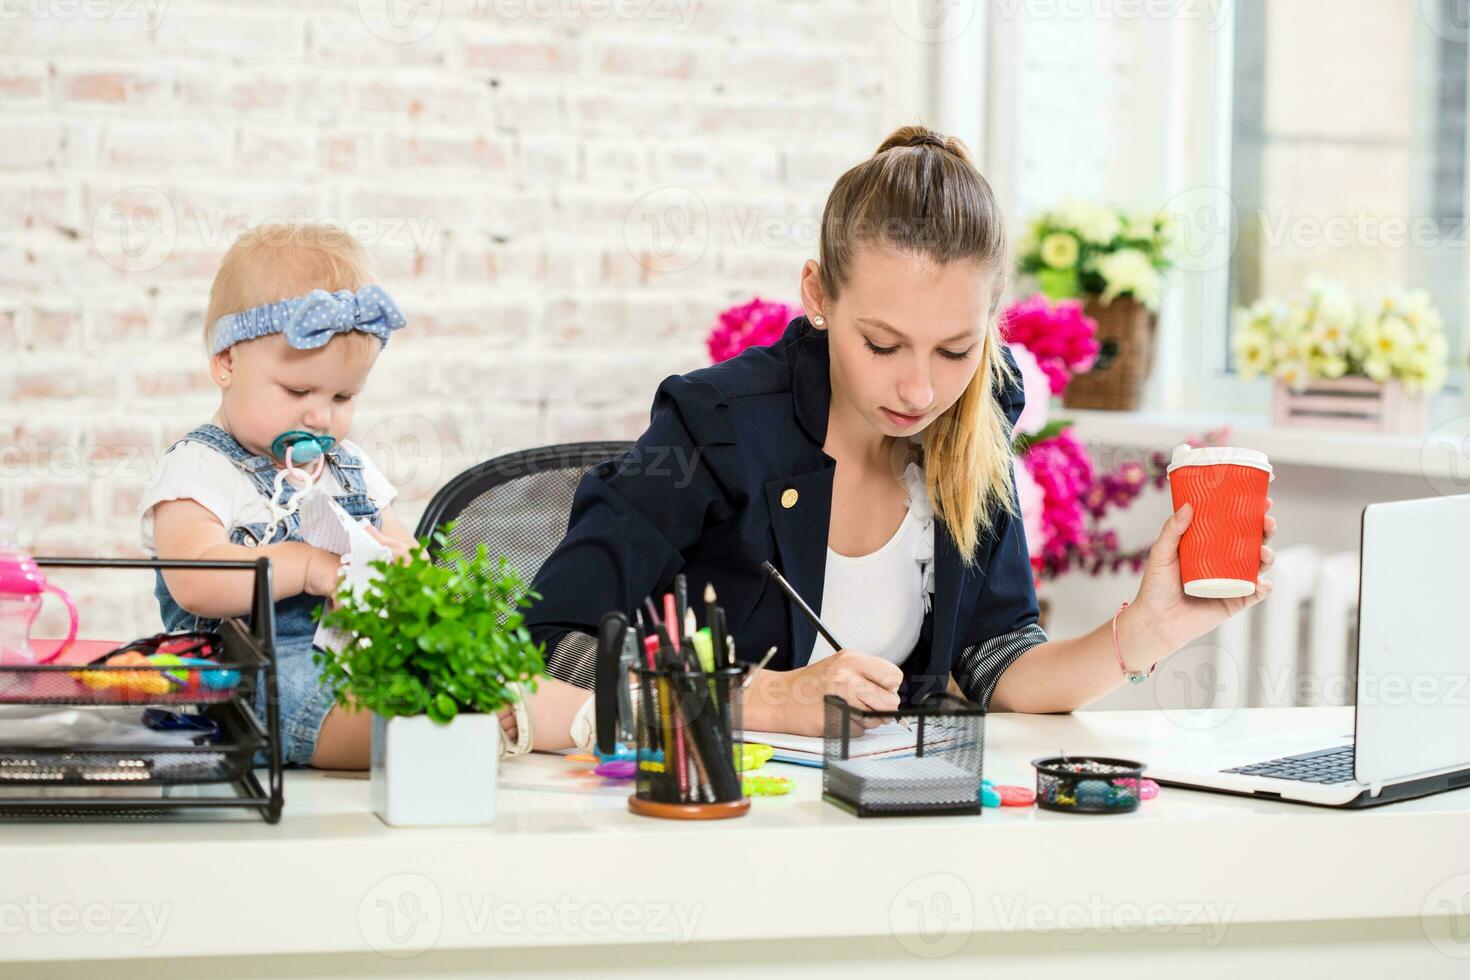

{"left": 1060, "top": 407, "right": 1466, "bottom": 481}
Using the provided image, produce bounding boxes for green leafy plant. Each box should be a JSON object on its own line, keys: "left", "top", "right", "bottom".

{"left": 314, "top": 524, "right": 545, "bottom": 724}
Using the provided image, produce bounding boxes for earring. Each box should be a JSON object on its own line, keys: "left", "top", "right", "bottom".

{"left": 812, "top": 314, "right": 826, "bottom": 327}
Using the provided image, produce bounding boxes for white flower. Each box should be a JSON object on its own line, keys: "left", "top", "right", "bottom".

{"left": 1362, "top": 357, "right": 1392, "bottom": 382}
{"left": 1275, "top": 360, "right": 1311, "bottom": 390}
{"left": 1051, "top": 200, "right": 1122, "bottom": 245}
{"left": 1234, "top": 330, "right": 1272, "bottom": 378}
{"left": 1090, "top": 248, "right": 1162, "bottom": 308}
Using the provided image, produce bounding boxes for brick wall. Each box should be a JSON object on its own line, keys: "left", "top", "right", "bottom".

{"left": 0, "top": 0, "right": 926, "bottom": 639}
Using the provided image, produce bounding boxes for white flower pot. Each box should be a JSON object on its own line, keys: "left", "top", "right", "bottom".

{"left": 371, "top": 713, "right": 500, "bottom": 827}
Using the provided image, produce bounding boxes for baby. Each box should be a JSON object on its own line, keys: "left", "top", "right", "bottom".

{"left": 139, "top": 224, "right": 414, "bottom": 769}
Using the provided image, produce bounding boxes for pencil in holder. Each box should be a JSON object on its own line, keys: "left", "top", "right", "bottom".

{"left": 1031, "top": 756, "right": 1147, "bottom": 814}
{"left": 629, "top": 664, "right": 749, "bottom": 820}
{"left": 822, "top": 694, "right": 986, "bottom": 817}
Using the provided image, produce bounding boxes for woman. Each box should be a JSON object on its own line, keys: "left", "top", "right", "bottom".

{"left": 513, "top": 125, "right": 1275, "bottom": 744}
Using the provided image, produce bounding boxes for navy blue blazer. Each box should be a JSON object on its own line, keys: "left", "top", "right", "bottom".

{"left": 525, "top": 316, "right": 1047, "bottom": 707}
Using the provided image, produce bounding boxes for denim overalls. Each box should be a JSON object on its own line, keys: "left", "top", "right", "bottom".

{"left": 153, "top": 424, "right": 383, "bottom": 765}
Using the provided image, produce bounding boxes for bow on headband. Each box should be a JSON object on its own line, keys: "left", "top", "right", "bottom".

{"left": 209, "top": 286, "right": 408, "bottom": 356}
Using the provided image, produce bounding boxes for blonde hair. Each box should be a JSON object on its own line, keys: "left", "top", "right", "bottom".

{"left": 204, "top": 223, "right": 381, "bottom": 357}
{"left": 818, "top": 125, "right": 1018, "bottom": 565}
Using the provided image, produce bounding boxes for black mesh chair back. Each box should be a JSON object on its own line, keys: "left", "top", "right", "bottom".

{"left": 413, "top": 442, "right": 633, "bottom": 591}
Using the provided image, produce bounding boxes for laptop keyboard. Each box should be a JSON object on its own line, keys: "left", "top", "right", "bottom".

{"left": 1222, "top": 744, "right": 1356, "bottom": 784}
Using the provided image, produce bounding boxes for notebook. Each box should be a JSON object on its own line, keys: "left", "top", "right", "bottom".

{"left": 743, "top": 722, "right": 926, "bottom": 767}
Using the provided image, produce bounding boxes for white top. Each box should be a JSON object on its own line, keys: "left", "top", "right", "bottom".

{"left": 807, "top": 456, "right": 936, "bottom": 666}
{"left": 138, "top": 437, "right": 397, "bottom": 556}
{"left": 3, "top": 708, "right": 1465, "bottom": 964}
{"left": 1167, "top": 443, "right": 1274, "bottom": 476}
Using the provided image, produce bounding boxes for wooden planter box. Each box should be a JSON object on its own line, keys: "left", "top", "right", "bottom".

{"left": 1271, "top": 377, "right": 1428, "bottom": 434}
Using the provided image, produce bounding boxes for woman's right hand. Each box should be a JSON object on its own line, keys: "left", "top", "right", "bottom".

{"left": 747, "top": 650, "right": 903, "bottom": 737}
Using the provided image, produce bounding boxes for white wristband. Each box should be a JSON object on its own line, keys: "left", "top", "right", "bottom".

{"left": 499, "top": 682, "right": 533, "bottom": 759}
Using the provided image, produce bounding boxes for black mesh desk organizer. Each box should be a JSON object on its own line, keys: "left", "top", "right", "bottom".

{"left": 823, "top": 694, "right": 986, "bottom": 817}
{"left": 0, "top": 557, "right": 283, "bottom": 823}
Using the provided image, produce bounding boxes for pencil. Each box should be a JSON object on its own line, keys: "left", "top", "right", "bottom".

{"left": 757, "top": 561, "right": 912, "bottom": 731}
{"left": 704, "top": 583, "right": 722, "bottom": 665}
{"left": 760, "top": 561, "right": 843, "bottom": 653}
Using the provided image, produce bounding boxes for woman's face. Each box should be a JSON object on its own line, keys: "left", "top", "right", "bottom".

{"left": 805, "top": 247, "right": 991, "bottom": 439}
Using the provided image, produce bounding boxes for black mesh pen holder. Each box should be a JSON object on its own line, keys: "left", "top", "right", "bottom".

{"left": 630, "top": 664, "right": 749, "bottom": 820}
{"left": 1032, "top": 756, "right": 1147, "bottom": 814}
{"left": 822, "top": 694, "right": 985, "bottom": 817}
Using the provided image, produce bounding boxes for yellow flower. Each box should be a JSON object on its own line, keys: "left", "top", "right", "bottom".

{"left": 1039, "top": 232, "right": 1080, "bottom": 270}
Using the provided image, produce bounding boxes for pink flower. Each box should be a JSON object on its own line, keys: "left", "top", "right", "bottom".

{"left": 1001, "top": 294, "right": 1101, "bottom": 395}
{"left": 1008, "top": 343, "right": 1051, "bottom": 436}
{"left": 707, "top": 298, "right": 802, "bottom": 363}
{"left": 1020, "top": 428, "right": 1095, "bottom": 566}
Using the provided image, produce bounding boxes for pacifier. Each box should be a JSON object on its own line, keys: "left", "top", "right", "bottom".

{"left": 269, "top": 430, "right": 335, "bottom": 465}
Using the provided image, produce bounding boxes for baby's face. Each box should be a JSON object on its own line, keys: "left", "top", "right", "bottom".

{"left": 212, "top": 334, "right": 379, "bottom": 464}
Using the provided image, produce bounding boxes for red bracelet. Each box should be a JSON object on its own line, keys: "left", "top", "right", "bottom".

{"left": 1113, "top": 600, "right": 1156, "bottom": 684}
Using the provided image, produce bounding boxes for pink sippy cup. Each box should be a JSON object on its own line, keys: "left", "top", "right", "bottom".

{"left": 0, "top": 518, "right": 78, "bottom": 665}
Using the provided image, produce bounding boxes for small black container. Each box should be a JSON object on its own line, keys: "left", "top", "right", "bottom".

{"left": 822, "top": 694, "right": 985, "bottom": 817}
{"left": 1032, "top": 755, "right": 1147, "bottom": 814}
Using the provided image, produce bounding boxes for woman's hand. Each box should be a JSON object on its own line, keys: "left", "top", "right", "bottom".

{"left": 1130, "top": 498, "right": 1277, "bottom": 655}
{"left": 746, "top": 650, "right": 903, "bottom": 736}
{"left": 498, "top": 705, "right": 519, "bottom": 746}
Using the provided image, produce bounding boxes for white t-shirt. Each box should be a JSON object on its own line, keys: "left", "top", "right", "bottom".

{"left": 138, "top": 438, "right": 398, "bottom": 556}
{"left": 807, "top": 457, "right": 936, "bottom": 667}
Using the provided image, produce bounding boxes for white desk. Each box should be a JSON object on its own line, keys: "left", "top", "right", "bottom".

{"left": 6, "top": 707, "right": 1470, "bottom": 977}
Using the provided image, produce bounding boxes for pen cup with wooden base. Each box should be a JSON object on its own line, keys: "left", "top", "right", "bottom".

{"left": 630, "top": 664, "right": 749, "bottom": 820}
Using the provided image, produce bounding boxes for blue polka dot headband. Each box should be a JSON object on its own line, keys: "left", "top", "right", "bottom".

{"left": 209, "top": 285, "right": 407, "bottom": 356}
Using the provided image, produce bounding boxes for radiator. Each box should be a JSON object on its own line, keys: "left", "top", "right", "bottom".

{"left": 1208, "top": 545, "right": 1360, "bottom": 708}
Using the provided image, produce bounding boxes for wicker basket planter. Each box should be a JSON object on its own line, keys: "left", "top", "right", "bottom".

{"left": 1061, "top": 295, "right": 1157, "bottom": 412}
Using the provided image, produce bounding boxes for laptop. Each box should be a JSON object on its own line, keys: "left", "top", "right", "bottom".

{"left": 1148, "top": 494, "right": 1470, "bottom": 808}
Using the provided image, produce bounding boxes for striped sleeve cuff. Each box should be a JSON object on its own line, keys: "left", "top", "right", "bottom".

{"left": 953, "top": 623, "right": 1049, "bottom": 709}
{"left": 545, "top": 630, "right": 598, "bottom": 690}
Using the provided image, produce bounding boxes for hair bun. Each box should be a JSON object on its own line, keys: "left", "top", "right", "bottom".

{"left": 874, "top": 125, "right": 973, "bottom": 165}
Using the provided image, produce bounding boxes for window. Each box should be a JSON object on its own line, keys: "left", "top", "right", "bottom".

{"left": 1226, "top": 0, "right": 1470, "bottom": 380}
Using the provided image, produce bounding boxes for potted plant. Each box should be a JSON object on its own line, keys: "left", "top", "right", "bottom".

{"left": 1232, "top": 277, "right": 1446, "bottom": 433}
{"left": 1017, "top": 201, "right": 1175, "bottom": 411}
{"left": 315, "top": 526, "right": 544, "bottom": 827}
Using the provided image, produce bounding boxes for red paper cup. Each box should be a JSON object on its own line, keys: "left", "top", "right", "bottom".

{"left": 1167, "top": 445, "right": 1273, "bottom": 599}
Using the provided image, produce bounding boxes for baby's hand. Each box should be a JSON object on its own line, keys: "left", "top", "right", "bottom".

{"left": 303, "top": 547, "right": 344, "bottom": 598}
{"left": 365, "top": 525, "right": 414, "bottom": 564}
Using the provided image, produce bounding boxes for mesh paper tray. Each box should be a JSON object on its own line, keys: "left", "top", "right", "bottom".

{"left": 822, "top": 694, "right": 986, "bottom": 817}
{"left": 0, "top": 699, "right": 266, "bottom": 787}
{"left": 0, "top": 621, "right": 264, "bottom": 706}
